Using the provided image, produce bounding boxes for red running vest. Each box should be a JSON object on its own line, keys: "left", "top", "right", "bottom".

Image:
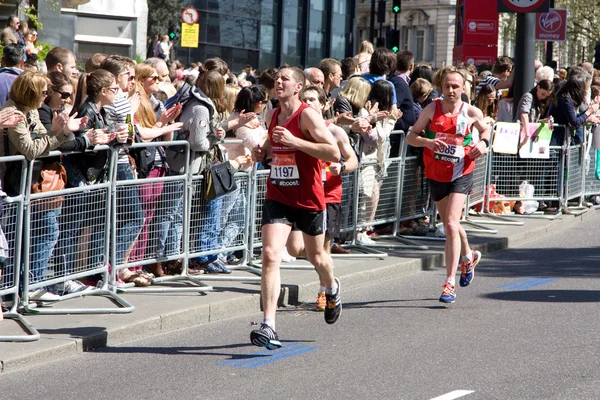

{"left": 266, "top": 102, "right": 326, "bottom": 211}
{"left": 423, "top": 100, "right": 475, "bottom": 182}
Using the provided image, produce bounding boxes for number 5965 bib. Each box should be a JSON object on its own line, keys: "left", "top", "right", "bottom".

{"left": 270, "top": 152, "right": 300, "bottom": 186}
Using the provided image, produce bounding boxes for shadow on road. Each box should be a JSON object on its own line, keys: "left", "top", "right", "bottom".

{"left": 483, "top": 289, "right": 600, "bottom": 303}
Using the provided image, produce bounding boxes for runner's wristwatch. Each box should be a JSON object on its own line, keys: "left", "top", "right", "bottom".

{"left": 481, "top": 138, "right": 489, "bottom": 148}
{"left": 340, "top": 162, "right": 346, "bottom": 172}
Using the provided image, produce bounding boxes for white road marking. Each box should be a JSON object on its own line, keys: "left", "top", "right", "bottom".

{"left": 430, "top": 390, "right": 475, "bottom": 400}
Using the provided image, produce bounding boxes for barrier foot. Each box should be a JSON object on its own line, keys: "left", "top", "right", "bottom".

{"left": 20, "top": 289, "right": 135, "bottom": 315}
{"left": 0, "top": 312, "right": 40, "bottom": 342}
{"left": 563, "top": 206, "right": 588, "bottom": 216}
{"left": 460, "top": 219, "right": 499, "bottom": 234}
{"left": 357, "top": 236, "right": 429, "bottom": 251}
{"left": 467, "top": 212, "right": 525, "bottom": 226}
{"left": 116, "top": 274, "right": 214, "bottom": 293}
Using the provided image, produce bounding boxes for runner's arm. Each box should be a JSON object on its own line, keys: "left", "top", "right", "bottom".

{"left": 295, "top": 107, "right": 340, "bottom": 162}
{"left": 406, "top": 102, "right": 435, "bottom": 148}
{"left": 330, "top": 123, "right": 358, "bottom": 173}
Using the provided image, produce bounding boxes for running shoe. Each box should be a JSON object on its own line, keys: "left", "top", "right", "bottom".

{"left": 324, "top": 278, "right": 342, "bottom": 324}
{"left": 316, "top": 291, "right": 326, "bottom": 311}
{"left": 439, "top": 282, "right": 456, "bottom": 304}
{"left": 250, "top": 323, "right": 282, "bottom": 350}
{"left": 459, "top": 250, "right": 481, "bottom": 287}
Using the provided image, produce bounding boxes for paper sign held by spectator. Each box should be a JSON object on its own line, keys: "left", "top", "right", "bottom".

{"left": 492, "top": 122, "right": 520, "bottom": 154}
{"left": 519, "top": 123, "right": 552, "bottom": 159}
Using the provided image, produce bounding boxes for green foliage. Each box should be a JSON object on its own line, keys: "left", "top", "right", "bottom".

{"left": 24, "top": 5, "right": 41, "bottom": 30}
{"left": 147, "top": 0, "right": 185, "bottom": 36}
{"left": 37, "top": 43, "right": 53, "bottom": 61}
{"left": 135, "top": 54, "right": 143, "bottom": 64}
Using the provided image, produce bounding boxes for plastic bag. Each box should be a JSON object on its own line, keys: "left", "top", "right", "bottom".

{"left": 518, "top": 181, "right": 538, "bottom": 214}
{"left": 596, "top": 150, "right": 600, "bottom": 180}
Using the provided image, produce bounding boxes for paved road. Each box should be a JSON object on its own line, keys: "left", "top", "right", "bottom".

{"left": 3, "top": 212, "right": 600, "bottom": 400}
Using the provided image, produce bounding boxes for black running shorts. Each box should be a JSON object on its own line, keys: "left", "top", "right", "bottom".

{"left": 262, "top": 199, "right": 325, "bottom": 236}
{"left": 428, "top": 173, "right": 474, "bottom": 202}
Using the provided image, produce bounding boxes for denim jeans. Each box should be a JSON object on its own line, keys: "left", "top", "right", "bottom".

{"left": 193, "top": 196, "right": 223, "bottom": 263}
{"left": 114, "top": 163, "right": 144, "bottom": 264}
{"left": 57, "top": 162, "right": 106, "bottom": 275}
{"left": 29, "top": 206, "right": 61, "bottom": 284}
{"left": 129, "top": 167, "right": 165, "bottom": 263}
{"left": 154, "top": 171, "right": 184, "bottom": 257}
{"left": 218, "top": 187, "right": 246, "bottom": 252}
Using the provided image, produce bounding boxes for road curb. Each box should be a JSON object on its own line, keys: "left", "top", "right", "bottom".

{"left": 0, "top": 210, "right": 595, "bottom": 373}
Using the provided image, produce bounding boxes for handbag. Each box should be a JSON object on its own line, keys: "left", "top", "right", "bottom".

{"left": 202, "top": 146, "right": 237, "bottom": 201}
{"left": 30, "top": 160, "right": 67, "bottom": 210}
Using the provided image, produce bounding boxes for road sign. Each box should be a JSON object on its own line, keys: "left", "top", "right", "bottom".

{"left": 497, "top": 0, "right": 550, "bottom": 13}
{"left": 180, "top": 23, "right": 199, "bottom": 48}
{"left": 535, "top": 9, "right": 567, "bottom": 42}
{"left": 182, "top": 7, "right": 199, "bottom": 24}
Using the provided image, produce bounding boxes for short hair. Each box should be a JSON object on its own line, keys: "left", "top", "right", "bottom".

{"left": 45, "top": 47, "right": 75, "bottom": 72}
{"left": 100, "top": 55, "right": 135, "bottom": 77}
{"left": 409, "top": 65, "right": 433, "bottom": 84}
{"left": 536, "top": 66, "right": 555, "bottom": 83}
{"left": 278, "top": 66, "right": 306, "bottom": 86}
{"left": 259, "top": 68, "right": 278, "bottom": 89}
{"left": 319, "top": 58, "right": 342, "bottom": 78}
{"left": 368, "top": 47, "right": 396, "bottom": 76}
{"left": 341, "top": 57, "right": 358, "bottom": 80}
{"left": 433, "top": 66, "right": 466, "bottom": 91}
{"left": 396, "top": 50, "right": 414, "bottom": 72}
{"left": 85, "top": 53, "right": 107, "bottom": 73}
{"left": 6, "top": 15, "right": 17, "bottom": 27}
{"left": 492, "top": 56, "right": 514, "bottom": 75}
{"left": 8, "top": 71, "right": 49, "bottom": 109}
{"left": 2, "top": 43, "right": 24, "bottom": 67}
{"left": 410, "top": 78, "right": 433, "bottom": 101}
{"left": 300, "top": 85, "right": 327, "bottom": 106}
{"left": 580, "top": 62, "right": 594, "bottom": 77}
{"left": 143, "top": 57, "right": 166, "bottom": 69}
{"left": 234, "top": 85, "right": 267, "bottom": 113}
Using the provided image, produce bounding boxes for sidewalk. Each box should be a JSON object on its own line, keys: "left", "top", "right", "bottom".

{"left": 0, "top": 209, "right": 596, "bottom": 373}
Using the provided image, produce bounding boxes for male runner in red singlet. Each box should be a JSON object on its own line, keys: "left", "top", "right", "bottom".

{"left": 407, "top": 67, "right": 491, "bottom": 304}
{"left": 251, "top": 67, "right": 342, "bottom": 349}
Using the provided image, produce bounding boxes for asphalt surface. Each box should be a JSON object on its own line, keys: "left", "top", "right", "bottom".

{"left": 2, "top": 211, "right": 600, "bottom": 400}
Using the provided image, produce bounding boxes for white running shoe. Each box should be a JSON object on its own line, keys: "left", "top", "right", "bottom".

{"left": 60, "top": 279, "right": 93, "bottom": 295}
{"left": 29, "top": 290, "right": 60, "bottom": 302}
{"left": 356, "top": 231, "right": 375, "bottom": 245}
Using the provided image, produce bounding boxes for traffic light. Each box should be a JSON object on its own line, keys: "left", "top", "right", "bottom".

{"left": 393, "top": 0, "right": 401, "bottom": 13}
{"left": 377, "top": 0, "right": 386, "bottom": 23}
{"left": 388, "top": 28, "right": 400, "bottom": 53}
{"left": 169, "top": 32, "right": 176, "bottom": 39}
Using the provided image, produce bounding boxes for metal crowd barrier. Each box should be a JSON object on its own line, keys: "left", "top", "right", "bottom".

{"left": 20, "top": 147, "right": 134, "bottom": 315}
{"left": 0, "top": 154, "right": 39, "bottom": 341}
{"left": 584, "top": 141, "right": 600, "bottom": 200}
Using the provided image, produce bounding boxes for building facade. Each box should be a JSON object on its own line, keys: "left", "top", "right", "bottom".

{"left": 356, "top": 0, "right": 456, "bottom": 68}
{"left": 174, "top": 0, "right": 356, "bottom": 72}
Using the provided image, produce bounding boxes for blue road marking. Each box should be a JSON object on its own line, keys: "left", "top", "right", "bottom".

{"left": 219, "top": 343, "right": 318, "bottom": 369}
{"left": 497, "top": 277, "right": 558, "bottom": 291}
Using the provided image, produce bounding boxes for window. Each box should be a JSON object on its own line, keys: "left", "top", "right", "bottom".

{"left": 331, "top": 0, "right": 350, "bottom": 60}
{"left": 401, "top": 26, "right": 409, "bottom": 50}
{"left": 428, "top": 25, "right": 435, "bottom": 62}
{"left": 282, "top": 0, "right": 302, "bottom": 67}
{"left": 307, "top": 0, "right": 327, "bottom": 67}
{"left": 414, "top": 28, "right": 424, "bottom": 62}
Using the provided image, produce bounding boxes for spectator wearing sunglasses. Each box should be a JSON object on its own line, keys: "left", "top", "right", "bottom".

{"left": 1, "top": 15, "right": 20, "bottom": 46}
{"left": 0, "top": 44, "right": 24, "bottom": 107}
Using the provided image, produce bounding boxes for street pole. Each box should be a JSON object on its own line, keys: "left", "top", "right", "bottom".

{"left": 513, "top": 12, "right": 536, "bottom": 120}
{"left": 370, "top": 0, "right": 376, "bottom": 44}
{"left": 545, "top": 0, "right": 555, "bottom": 67}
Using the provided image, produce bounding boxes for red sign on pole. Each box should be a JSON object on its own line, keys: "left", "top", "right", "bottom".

{"left": 498, "top": 0, "right": 550, "bottom": 13}
{"left": 535, "top": 9, "right": 567, "bottom": 42}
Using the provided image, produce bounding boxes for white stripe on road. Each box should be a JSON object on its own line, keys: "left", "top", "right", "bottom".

{"left": 430, "top": 390, "right": 475, "bottom": 400}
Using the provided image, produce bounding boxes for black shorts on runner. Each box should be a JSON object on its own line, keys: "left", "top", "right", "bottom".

{"left": 325, "top": 202, "right": 342, "bottom": 238}
{"left": 262, "top": 199, "right": 325, "bottom": 236}
{"left": 429, "top": 174, "right": 474, "bottom": 202}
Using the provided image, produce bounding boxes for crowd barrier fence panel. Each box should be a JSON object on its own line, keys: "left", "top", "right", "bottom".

{"left": 486, "top": 144, "right": 565, "bottom": 220}
{"left": 110, "top": 141, "right": 213, "bottom": 293}
{"left": 20, "top": 147, "right": 134, "bottom": 314}
{"left": 563, "top": 141, "right": 587, "bottom": 215}
{"left": 583, "top": 137, "right": 600, "bottom": 200}
{"left": 187, "top": 169, "right": 261, "bottom": 282}
{"left": 460, "top": 153, "right": 498, "bottom": 234}
{"left": 0, "top": 154, "right": 39, "bottom": 340}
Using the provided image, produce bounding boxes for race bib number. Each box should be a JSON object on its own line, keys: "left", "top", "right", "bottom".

{"left": 270, "top": 153, "right": 300, "bottom": 186}
{"left": 434, "top": 133, "right": 464, "bottom": 164}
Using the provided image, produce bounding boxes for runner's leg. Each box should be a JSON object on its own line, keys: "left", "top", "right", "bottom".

{"left": 436, "top": 192, "right": 468, "bottom": 281}
{"left": 261, "top": 223, "right": 292, "bottom": 322}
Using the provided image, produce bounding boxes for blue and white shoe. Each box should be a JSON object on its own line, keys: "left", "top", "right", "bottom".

{"left": 459, "top": 250, "right": 481, "bottom": 287}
